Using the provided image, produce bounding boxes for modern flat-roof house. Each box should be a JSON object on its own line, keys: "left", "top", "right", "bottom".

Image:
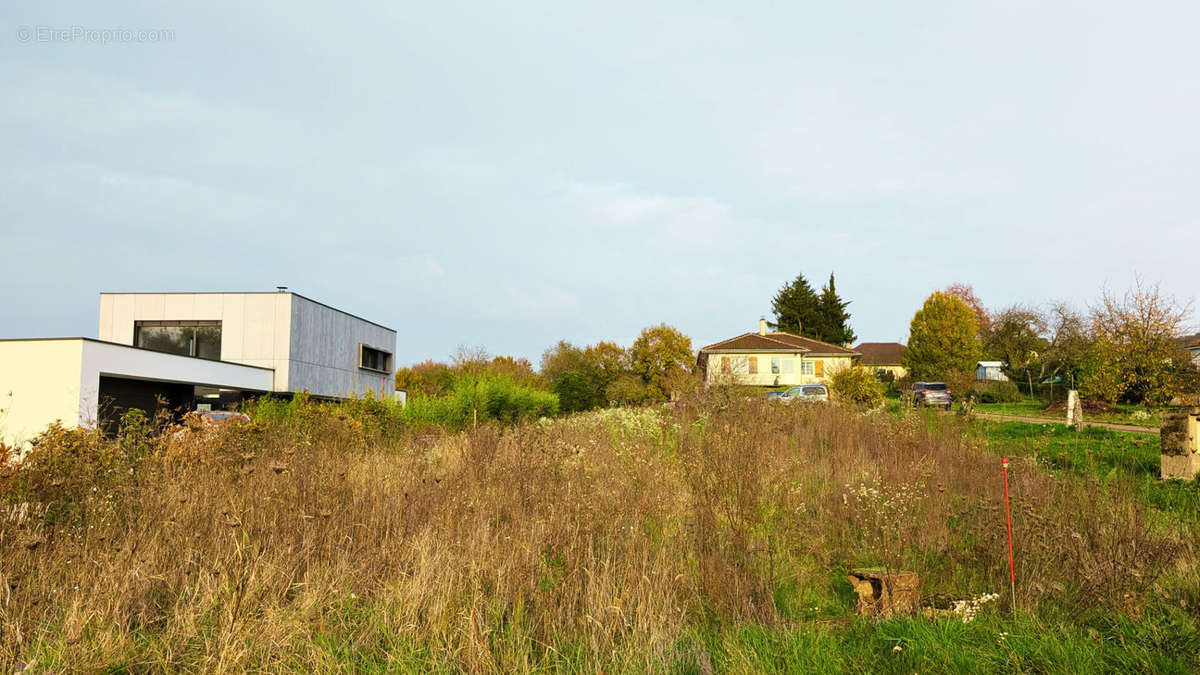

{"left": 0, "top": 291, "right": 395, "bottom": 449}
{"left": 698, "top": 319, "right": 860, "bottom": 387}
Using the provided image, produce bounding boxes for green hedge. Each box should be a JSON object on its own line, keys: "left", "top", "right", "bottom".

{"left": 967, "top": 380, "right": 1023, "bottom": 403}
{"left": 406, "top": 373, "right": 559, "bottom": 428}
{"left": 246, "top": 374, "right": 559, "bottom": 432}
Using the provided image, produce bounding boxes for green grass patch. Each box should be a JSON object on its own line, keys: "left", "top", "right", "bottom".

{"left": 974, "top": 397, "right": 1161, "bottom": 427}
{"left": 973, "top": 420, "right": 1200, "bottom": 522}
{"left": 695, "top": 611, "right": 1200, "bottom": 674}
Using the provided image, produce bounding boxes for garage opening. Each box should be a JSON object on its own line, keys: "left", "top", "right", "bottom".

{"left": 96, "top": 377, "right": 255, "bottom": 435}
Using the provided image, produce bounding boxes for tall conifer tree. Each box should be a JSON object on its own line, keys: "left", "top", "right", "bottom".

{"left": 817, "top": 273, "right": 855, "bottom": 345}
{"left": 769, "top": 274, "right": 821, "bottom": 338}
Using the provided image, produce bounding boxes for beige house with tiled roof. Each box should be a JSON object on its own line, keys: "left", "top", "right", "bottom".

{"left": 854, "top": 342, "right": 907, "bottom": 380}
{"left": 698, "top": 319, "right": 860, "bottom": 387}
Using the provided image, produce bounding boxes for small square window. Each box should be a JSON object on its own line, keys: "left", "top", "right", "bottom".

{"left": 359, "top": 345, "right": 392, "bottom": 373}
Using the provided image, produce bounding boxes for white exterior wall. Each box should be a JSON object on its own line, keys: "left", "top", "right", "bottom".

{"left": 288, "top": 295, "right": 396, "bottom": 397}
{"left": 0, "top": 340, "right": 86, "bottom": 449}
{"left": 0, "top": 339, "right": 273, "bottom": 451}
{"left": 99, "top": 292, "right": 293, "bottom": 390}
{"left": 705, "top": 351, "right": 804, "bottom": 387}
{"left": 704, "top": 352, "right": 855, "bottom": 387}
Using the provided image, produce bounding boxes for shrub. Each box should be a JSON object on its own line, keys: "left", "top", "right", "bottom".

{"left": 340, "top": 393, "right": 406, "bottom": 440}
{"left": 968, "top": 380, "right": 1023, "bottom": 404}
{"left": 7, "top": 410, "right": 164, "bottom": 527}
{"left": 0, "top": 439, "right": 15, "bottom": 488}
{"left": 606, "top": 373, "right": 651, "bottom": 405}
{"left": 403, "top": 373, "right": 558, "bottom": 428}
{"left": 829, "top": 366, "right": 884, "bottom": 407}
{"left": 241, "top": 376, "right": 559, "bottom": 433}
{"left": 553, "top": 370, "right": 597, "bottom": 413}
{"left": 943, "top": 370, "right": 976, "bottom": 398}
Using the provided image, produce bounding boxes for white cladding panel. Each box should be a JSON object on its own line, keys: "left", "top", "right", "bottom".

{"left": 98, "top": 293, "right": 293, "bottom": 390}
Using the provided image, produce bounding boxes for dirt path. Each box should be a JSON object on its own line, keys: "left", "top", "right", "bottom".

{"left": 972, "top": 412, "right": 1158, "bottom": 435}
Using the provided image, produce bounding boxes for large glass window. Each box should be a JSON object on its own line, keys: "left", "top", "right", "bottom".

{"left": 770, "top": 356, "right": 795, "bottom": 374}
{"left": 134, "top": 321, "right": 222, "bottom": 359}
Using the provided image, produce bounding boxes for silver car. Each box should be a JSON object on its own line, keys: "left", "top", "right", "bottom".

{"left": 774, "top": 384, "right": 830, "bottom": 403}
{"left": 912, "top": 382, "right": 953, "bottom": 409}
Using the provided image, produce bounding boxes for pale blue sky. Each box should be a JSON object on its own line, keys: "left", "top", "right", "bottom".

{"left": 2, "top": 2, "right": 1197, "bottom": 363}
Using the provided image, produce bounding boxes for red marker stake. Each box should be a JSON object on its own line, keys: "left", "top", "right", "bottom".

{"left": 1002, "top": 457, "right": 1016, "bottom": 615}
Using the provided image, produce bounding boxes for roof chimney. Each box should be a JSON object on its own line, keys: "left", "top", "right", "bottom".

{"left": 759, "top": 317, "right": 767, "bottom": 336}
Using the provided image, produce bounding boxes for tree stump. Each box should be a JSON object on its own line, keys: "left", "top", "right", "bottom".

{"left": 848, "top": 568, "right": 920, "bottom": 617}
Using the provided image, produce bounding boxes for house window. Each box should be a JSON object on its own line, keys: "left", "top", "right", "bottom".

{"left": 134, "top": 321, "right": 221, "bottom": 359}
{"left": 770, "top": 356, "right": 794, "bottom": 374}
{"left": 360, "top": 345, "right": 392, "bottom": 373}
{"left": 731, "top": 356, "right": 749, "bottom": 374}
{"left": 800, "top": 360, "right": 815, "bottom": 376}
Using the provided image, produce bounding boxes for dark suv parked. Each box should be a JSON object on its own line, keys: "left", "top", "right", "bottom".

{"left": 912, "top": 382, "right": 953, "bottom": 409}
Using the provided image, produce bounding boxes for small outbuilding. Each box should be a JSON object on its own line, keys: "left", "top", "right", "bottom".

{"left": 976, "top": 361, "right": 1009, "bottom": 382}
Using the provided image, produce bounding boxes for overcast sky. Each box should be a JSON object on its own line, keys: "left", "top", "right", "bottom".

{"left": 2, "top": 2, "right": 1197, "bottom": 364}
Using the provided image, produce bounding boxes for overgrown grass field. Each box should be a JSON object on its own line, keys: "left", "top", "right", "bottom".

{"left": 2, "top": 397, "right": 1198, "bottom": 672}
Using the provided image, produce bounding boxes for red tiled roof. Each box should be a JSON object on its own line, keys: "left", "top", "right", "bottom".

{"left": 700, "top": 331, "right": 859, "bottom": 356}
{"left": 700, "top": 333, "right": 808, "bottom": 353}
{"left": 854, "top": 342, "right": 905, "bottom": 366}
{"left": 761, "top": 332, "right": 859, "bottom": 355}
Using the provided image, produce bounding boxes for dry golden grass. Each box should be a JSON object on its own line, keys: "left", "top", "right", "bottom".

{"left": 1, "top": 397, "right": 1194, "bottom": 671}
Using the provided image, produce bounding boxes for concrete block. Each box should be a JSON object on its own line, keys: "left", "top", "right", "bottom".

{"left": 1161, "top": 408, "right": 1200, "bottom": 480}
{"left": 848, "top": 568, "right": 920, "bottom": 617}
